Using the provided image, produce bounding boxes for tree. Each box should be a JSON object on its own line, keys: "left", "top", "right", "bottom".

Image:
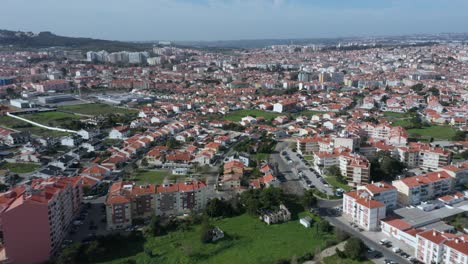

{"left": 301, "top": 189, "right": 317, "bottom": 209}
{"left": 205, "top": 198, "right": 233, "bottom": 218}
{"left": 141, "top": 158, "right": 149, "bottom": 167}
{"left": 318, "top": 220, "right": 332, "bottom": 233}
{"left": 56, "top": 243, "right": 81, "bottom": 264}
{"left": 146, "top": 215, "right": 163, "bottom": 236}
{"left": 326, "top": 165, "right": 341, "bottom": 178}
{"left": 410, "top": 83, "right": 424, "bottom": 92}
{"left": 84, "top": 241, "right": 104, "bottom": 262}
{"left": 259, "top": 187, "right": 282, "bottom": 210}
{"left": 334, "top": 228, "right": 350, "bottom": 241}
{"left": 200, "top": 216, "right": 213, "bottom": 243}
{"left": 344, "top": 237, "right": 366, "bottom": 260}
{"left": 452, "top": 131, "right": 467, "bottom": 141}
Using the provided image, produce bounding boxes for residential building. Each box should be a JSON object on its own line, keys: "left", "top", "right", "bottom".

{"left": 358, "top": 182, "right": 398, "bottom": 209}
{"left": 392, "top": 171, "right": 454, "bottom": 206}
{"left": 0, "top": 177, "right": 82, "bottom": 264}
{"left": 342, "top": 190, "right": 386, "bottom": 231}
{"left": 105, "top": 182, "right": 156, "bottom": 230}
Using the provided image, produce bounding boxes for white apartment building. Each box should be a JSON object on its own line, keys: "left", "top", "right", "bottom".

{"left": 416, "top": 229, "right": 468, "bottom": 264}
{"left": 342, "top": 190, "right": 386, "bottom": 231}
{"left": 358, "top": 182, "right": 398, "bottom": 209}
{"left": 392, "top": 171, "right": 454, "bottom": 206}
{"left": 397, "top": 143, "right": 451, "bottom": 171}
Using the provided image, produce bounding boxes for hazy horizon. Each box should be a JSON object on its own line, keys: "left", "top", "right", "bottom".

{"left": 2, "top": 0, "right": 468, "bottom": 42}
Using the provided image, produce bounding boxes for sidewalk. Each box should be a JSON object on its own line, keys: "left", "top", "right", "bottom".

{"left": 303, "top": 241, "right": 346, "bottom": 264}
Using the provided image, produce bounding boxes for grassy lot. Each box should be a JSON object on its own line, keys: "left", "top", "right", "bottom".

{"left": 382, "top": 112, "right": 414, "bottom": 127}
{"left": 59, "top": 103, "right": 137, "bottom": 116}
{"left": 382, "top": 112, "right": 406, "bottom": 118}
{"left": 133, "top": 170, "right": 182, "bottom": 184}
{"left": 323, "top": 254, "right": 373, "bottom": 264}
{"left": 253, "top": 153, "right": 271, "bottom": 161}
{"left": 407, "top": 125, "right": 456, "bottom": 140}
{"left": 0, "top": 115, "right": 71, "bottom": 137}
{"left": 295, "top": 110, "right": 327, "bottom": 117}
{"left": 303, "top": 155, "right": 314, "bottom": 161}
{"left": 223, "top": 109, "right": 281, "bottom": 122}
{"left": 99, "top": 213, "right": 335, "bottom": 264}
{"left": 0, "top": 162, "right": 40, "bottom": 173}
{"left": 325, "top": 176, "right": 352, "bottom": 192}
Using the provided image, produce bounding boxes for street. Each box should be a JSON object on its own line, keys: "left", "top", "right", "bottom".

{"left": 270, "top": 140, "right": 334, "bottom": 196}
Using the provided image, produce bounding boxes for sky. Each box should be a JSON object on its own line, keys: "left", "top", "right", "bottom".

{"left": 1, "top": 0, "right": 468, "bottom": 41}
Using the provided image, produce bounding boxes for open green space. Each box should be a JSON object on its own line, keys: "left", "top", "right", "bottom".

{"left": 0, "top": 162, "right": 40, "bottom": 173}
{"left": 303, "top": 155, "right": 314, "bottom": 161}
{"left": 58, "top": 103, "right": 137, "bottom": 116}
{"left": 295, "top": 110, "right": 327, "bottom": 117}
{"left": 0, "top": 115, "right": 71, "bottom": 137}
{"left": 99, "top": 213, "right": 334, "bottom": 264}
{"left": 325, "top": 176, "right": 352, "bottom": 192}
{"left": 407, "top": 125, "right": 456, "bottom": 140}
{"left": 223, "top": 109, "right": 281, "bottom": 122}
{"left": 133, "top": 170, "right": 182, "bottom": 185}
{"left": 253, "top": 152, "right": 271, "bottom": 161}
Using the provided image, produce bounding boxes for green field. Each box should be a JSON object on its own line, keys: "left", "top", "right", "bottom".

{"left": 407, "top": 126, "right": 456, "bottom": 140}
{"left": 59, "top": 103, "right": 137, "bottom": 116}
{"left": 325, "top": 176, "right": 352, "bottom": 192}
{"left": 295, "top": 110, "right": 327, "bottom": 117}
{"left": 22, "top": 111, "right": 80, "bottom": 124}
{"left": 223, "top": 109, "right": 281, "bottom": 122}
{"left": 0, "top": 162, "right": 40, "bottom": 173}
{"left": 99, "top": 213, "right": 334, "bottom": 264}
{"left": 0, "top": 115, "right": 71, "bottom": 137}
{"left": 253, "top": 153, "right": 271, "bottom": 161}
{"left": 133, "top": 170, "right": 182, "bottom": 184}
{"left": 382, "top": 112, "right": 414, "bottom": 127}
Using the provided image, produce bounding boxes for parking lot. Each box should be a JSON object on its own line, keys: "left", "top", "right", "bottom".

{"left": 64, "top": 196, "right": 110, "bottom": 246}
{"left": 280, "top": 147, "right": 334, "bottom": 195}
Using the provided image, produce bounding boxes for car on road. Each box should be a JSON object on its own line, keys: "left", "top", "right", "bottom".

{"left": 392, "top": 247, "right": 401, "bottom": 254}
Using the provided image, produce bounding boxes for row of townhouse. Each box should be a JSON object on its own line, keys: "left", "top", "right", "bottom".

{"left": 105, "top": 180, "right": 207, "bottom": 230}
{"left": 0, "top": 177, "right": 83, "bottom": 264}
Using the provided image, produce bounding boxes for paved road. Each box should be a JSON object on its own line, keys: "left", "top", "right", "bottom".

{"left": 269, "top": 141, "right": 305, "bottom": 195}
{"left": 270, "top": 140, "right": 334, "bottom": 196}
{"left": 324, "top": 215, "right": 411, "bottom": 264}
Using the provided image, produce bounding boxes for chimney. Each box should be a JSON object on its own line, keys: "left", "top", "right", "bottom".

{"left": 433, "top": 230, "right": 436, "bottom": 236}
{"left": 438, "top": 173, "right": 441, "bottom": 178}
{"left": 455, "top": 239, "right": 459, "bottom": 244}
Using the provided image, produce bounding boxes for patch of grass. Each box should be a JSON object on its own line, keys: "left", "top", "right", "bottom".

{"left": 133, "top": 170, "right": 182, "bottom": 184}
{"left": 59, "top": 103, "right": 137, "bottom": 116}
{"left": 0, "top": 162, "right": 40, "bottom": 173}
{"left": 323, "top": 254, "right": 373, "bottom": 264}
{"left": 382, "top": 112, "right": 406, "bottom": 118}
{"left": 325, "top": 176, "right": 352, "bottom": 192}
{"left": 99, "top": 213, "right": 334, "bottom": 264}
{"left": 253, "top": 153, "right": 270, "bottom": 161}
{"left": 295, "top": 110, "right": 327, "bottom": 117}
{"left": 303, "top": 155, "right": 314, "bottom": 161}
{"left": 223, "top": 109, "right": 281, "bottom": 122}
{"left": 407, "top": 125, "right": 456, "bottom": 140}
{"left": 0, "top": 112, "right": 77, "bottom": 137}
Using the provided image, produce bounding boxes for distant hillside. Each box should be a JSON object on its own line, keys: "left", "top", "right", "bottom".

{"left": 0, "top": 29, "right": 150, "bottom": 51}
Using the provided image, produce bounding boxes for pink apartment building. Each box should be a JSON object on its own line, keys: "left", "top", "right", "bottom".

{"left": 0, "top": 176, "right": 83, "bottom": 264}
